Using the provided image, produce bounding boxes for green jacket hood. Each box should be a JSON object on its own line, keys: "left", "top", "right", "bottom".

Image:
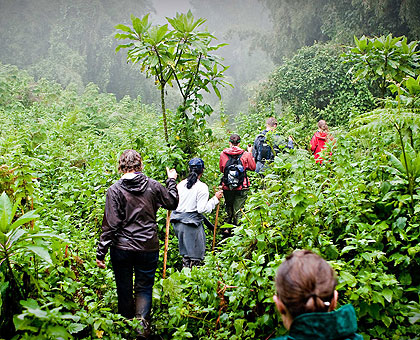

{"left": 272, "top": 304, "right": 363, "bottom": 340}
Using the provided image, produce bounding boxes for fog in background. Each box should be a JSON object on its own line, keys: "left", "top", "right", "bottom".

{"left": 0, "top": 0, "right": 274, "bottom": 118}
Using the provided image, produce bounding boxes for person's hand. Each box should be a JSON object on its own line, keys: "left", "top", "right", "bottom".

{"left": 166, "top": 167, "right": 177, "bottom": 180}
{"left": 215, "top": 190, "right": 223, "bottom": 200}
{"left": 289, "top": 135, "right": 294, "bottom": 142}
{"left": 96, "top": 259, "right": 106, "bottom": 269}
{"left": 247, "top": 144, "right": 253, "bottom": 153}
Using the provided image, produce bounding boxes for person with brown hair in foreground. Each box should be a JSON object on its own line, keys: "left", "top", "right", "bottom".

{"left": 272, "top": 250, "right": 363, "bottom": 340}
{"left": 96, "top": 149, "right": 179, "bottom": 339}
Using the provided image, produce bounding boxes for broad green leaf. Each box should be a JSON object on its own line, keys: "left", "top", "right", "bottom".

{"left": 387, "top": 59, "right": 399, "bottom": 69}
{"left": 46, "top": 325, "right": 71, "bottom": 339}
{"left": 156, "top": 25, "right": 168, "bottom": 43}
{"left": 340, "top": 271, "right": 357, "bottom": 287}
{"left": 400, "top": 66, "right": 415, "bottom": 77}
{"left": 133, "top": 18, "right": 143, "bottom": 34}
{"left": 382, "top": 315, "right": 392, "bottom": 328}
{"left": 115, "top": 43, "right": 134, "bottom": 53}
{"left": 140, "top": 13, "right": 150, "bottom": 28}
{"left": 27, "top": 307, "right": 48, "bottom": 319}
{"left": 20, "top": 298, "right": 39, "bottom": 309}
{"left": 0, "top": 192, "right": 12, "bottom": 233}
{"left": 386, "top": 151, "right": 406, "bottom": 175}
{"left": 290, "top": 194, "right": 304, "bottom": 207}
{"left": 7, "top": 228, "right": 26, "bottom": 247}
{"left": 212, "top": 83, "right": 221, "bottom": 99}
{"left": 114, "top": 24, "right": 133, "bottom": 33}
{"left": 382, "top": 288, "right": 393, "bottom": 302}
{"left": 409, "top": 313, "right": 420, "bottom": 325}
{"left": 372, "top": 291, "right": 385, "bottom": 306}
{"left": 10, "top": 210, "right": 39, "bottom": 230}
{"left": 114, "top": 33, "right": 134, "bottom": 40}
{"left": 68, "top": 323, "right": 87, "bottom": 334}
{"left": 413, "top": 152, "right": 420, "bottom": 177}
{"left": 341, "top": 245, "right": 356, "bottom": 254}
{"left": 60, "top": 314, "right": 80, "bottom": 321}
{"left": 25, "top": 245, "right": 52, "bottom": 264}
{"left": 405, "top": 76, "right": 420, "bottom": 94}
{"left": 13, "top": 315, "right": 40, "bottom": 332}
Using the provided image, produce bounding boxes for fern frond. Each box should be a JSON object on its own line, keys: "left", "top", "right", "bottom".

{"left": 349, "top": 108, "right": 420, "bottom": 136}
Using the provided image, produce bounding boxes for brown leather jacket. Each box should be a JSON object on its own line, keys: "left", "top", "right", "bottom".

{"left": 96, "top": 173, "right": 178, "bottom": 260}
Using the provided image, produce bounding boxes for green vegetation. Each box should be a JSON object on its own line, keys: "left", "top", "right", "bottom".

{"left": 253, "top": 43, "right": 375, "bottom": 126}
{"left": 0, "top": 11, "right": 419, "bottom": 340}
{"left": 115, "top": 11, "right": 230, "bottom": 155}
{"left": 261, "top": 0, "right": 420, "bottom": 62}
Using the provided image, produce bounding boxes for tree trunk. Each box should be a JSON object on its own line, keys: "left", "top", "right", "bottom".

{"left": 161, "top": 86, "right": 169, "bottom": 143}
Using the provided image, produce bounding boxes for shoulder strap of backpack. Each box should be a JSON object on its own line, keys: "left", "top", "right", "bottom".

{"left": 238, "top": 151, "right": 249, "bottom": 187}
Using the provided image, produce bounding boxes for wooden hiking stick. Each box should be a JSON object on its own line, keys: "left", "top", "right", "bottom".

{"left": 163, "top": 210, "right": 171, "bottom": 279}
{"left": 212, "top": 203, "right": 220, "bottom": 253}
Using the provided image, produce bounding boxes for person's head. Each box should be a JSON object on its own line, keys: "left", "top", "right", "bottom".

{"left": 186, "top": 157, "right": 205, "bottom": 189}
{"left": 229, "top": 134, "right": 241, "bottom": 146}
{"left": 273, "top": 250, "right": 338, "bottom": 330}
{"left": 266, "top": 117, "right": 278, "bottom": 131}
{"left": 318, "top": 120, "right": 328, "bottom": 132}
{"left": 118, "top": 149, "right": 143, "bottom": 173}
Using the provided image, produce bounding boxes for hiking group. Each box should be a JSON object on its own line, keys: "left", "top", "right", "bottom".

{"left": 95, "top": 117, "right": 340, "bottom": 339}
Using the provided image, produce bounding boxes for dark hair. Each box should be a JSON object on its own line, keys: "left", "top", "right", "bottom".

{"left": 275, "top": 250, "right": 337, "bottom": 318}
{"left": 118, "top": 149, "right": 143, "bottom": 173}
{"left": 229, "top": 134, "right": 241, "bottom": 146}
{"left": 186, "top": 167, "right": 203, "bottom": 189}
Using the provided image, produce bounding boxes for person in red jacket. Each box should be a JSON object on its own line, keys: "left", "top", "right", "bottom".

{"left": 310, "top": 120, "right": 334, "bottom": 164}
{"left": 219, "top": 134, "right": 256, "bottom": 234}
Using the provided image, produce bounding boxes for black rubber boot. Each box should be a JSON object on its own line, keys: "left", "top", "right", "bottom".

{"left": 189, "top": 258, "right": 202, "bottom": 267}
{"left": 182, "top": 256, "right": 191, "bottom": 268}
{"left": 136, "top": 317, "right": 151, "bottom": 340}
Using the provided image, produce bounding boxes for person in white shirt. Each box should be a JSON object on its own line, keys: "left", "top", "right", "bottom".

{"left": 170, "top": 158, "right": 223, "bottom": 268}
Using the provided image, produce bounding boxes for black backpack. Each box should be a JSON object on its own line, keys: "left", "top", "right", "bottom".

{"left": 256, "top": 133, "right": 283, "bottom": 162}
{"left": 256, "top": 133, "right": 272, "bottom": 161}
{"left": 222, "top": 153, "right": 247, "bottom": 190}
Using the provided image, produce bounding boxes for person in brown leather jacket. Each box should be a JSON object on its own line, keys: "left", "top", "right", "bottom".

{"left": 96, "top": 149, "right": 178, "bottom": 339}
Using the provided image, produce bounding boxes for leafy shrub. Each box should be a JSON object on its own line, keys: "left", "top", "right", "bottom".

{"left": 253, "top": 43, "right": 375, "bottom": 126}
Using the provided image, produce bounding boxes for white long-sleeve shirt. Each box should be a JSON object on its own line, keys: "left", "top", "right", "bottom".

{"left": 175, "top": 179, "right": 219, "bottom": 214}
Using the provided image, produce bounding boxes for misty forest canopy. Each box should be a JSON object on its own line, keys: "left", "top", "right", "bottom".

{"left": 0, "top": 0, "right": 419, "bottom": 116}
{"left": 1, "top": 0, "right": 420, "bottom": 339}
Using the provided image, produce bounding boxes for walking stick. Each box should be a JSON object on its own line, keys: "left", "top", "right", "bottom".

{"left": 163, "top": 210, "right": 171, "bottom": 279}
{"left": 212, "top": 203, "right": 220, "bottom": 253}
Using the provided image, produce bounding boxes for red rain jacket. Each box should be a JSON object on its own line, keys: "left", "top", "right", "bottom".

{"left": 219, "top": 146, "right": 256, "bottom": 190}
{"left": 310, "top": 131, "right": 332, "bottom": 164}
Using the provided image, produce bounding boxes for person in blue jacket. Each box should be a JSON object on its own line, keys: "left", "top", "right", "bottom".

{"left": 272, "top": 250, "right": 363, "bottom": 340}
{"left": 253, "top": 117, "right": 294, "bottom": 173}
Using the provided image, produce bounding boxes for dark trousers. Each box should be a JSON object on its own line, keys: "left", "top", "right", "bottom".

{"left": 223, "top": 189, "right": 248, "bottom": 225}
{"left": 110, "top": 248, "right": 159, "bottom": 320}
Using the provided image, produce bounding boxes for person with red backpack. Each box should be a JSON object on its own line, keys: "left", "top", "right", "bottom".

{"left": 310, "top": 120, "right": 334, "bottom": 164}
{"left": 219, "top": 134, "right": 256, "bottom": 235}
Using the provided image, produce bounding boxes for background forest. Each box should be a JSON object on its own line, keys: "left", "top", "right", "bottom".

{"left": 0, "top": 0, "right": 420, "bottom": 339}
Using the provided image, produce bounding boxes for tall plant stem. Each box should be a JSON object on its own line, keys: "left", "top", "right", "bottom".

{"left": 5, "top": 255, "right": 23, "bottom": 299}
{"left": 160, "top": 86, "right": 169, "bottom": 143}
{"left": 396, "top": 124, "right": 414, "bottom": 212}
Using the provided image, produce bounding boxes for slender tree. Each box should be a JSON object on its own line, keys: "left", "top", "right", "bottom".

{"left": 115, "top": 11, "right": 230, "bottom": 150}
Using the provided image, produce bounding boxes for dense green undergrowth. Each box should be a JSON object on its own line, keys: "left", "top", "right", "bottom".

{"left": 1, "top": 36, "right": 420, "bottom": 340}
